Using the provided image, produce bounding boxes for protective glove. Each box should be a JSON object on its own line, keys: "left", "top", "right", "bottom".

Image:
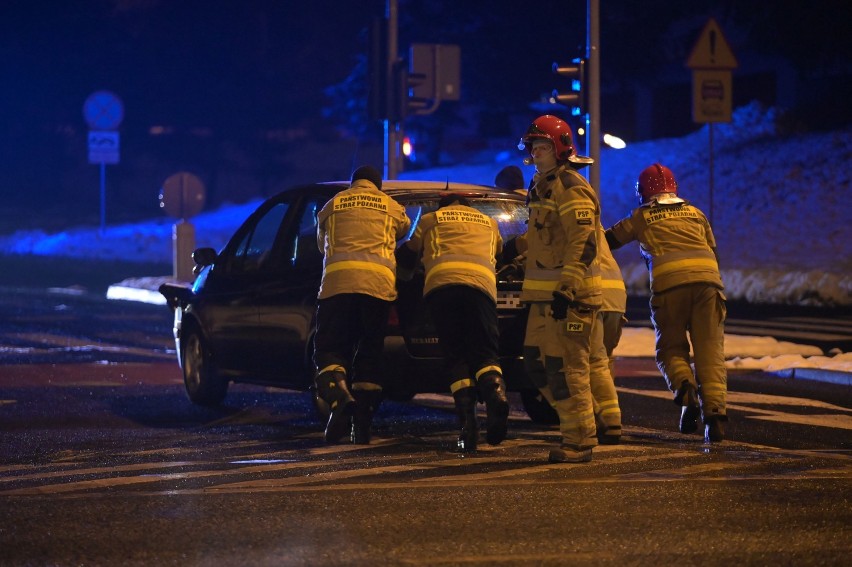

{"left": 550, "top": 290, "right": 574, "bottom": 320}
{"left": 496, "top": 256, "right": 524, "bottom": 282}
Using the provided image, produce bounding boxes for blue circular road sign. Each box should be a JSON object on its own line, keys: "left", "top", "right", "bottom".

{"left": 83, "top": 91, "right": 124, "bottom": 130}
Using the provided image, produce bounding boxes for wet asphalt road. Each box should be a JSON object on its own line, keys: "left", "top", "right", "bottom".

{"left": 2, "top": 366, "right": 851, "bottom": 566}
{"left": 1, "top": 277, "right": 851, "bottom": 565}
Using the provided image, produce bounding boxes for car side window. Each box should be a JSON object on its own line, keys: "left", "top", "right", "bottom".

{"left": 292, "top": 199, "right": 323, "bottom": 268}
{"left": 231, "top": 203, "right": 289, "bottom": 274}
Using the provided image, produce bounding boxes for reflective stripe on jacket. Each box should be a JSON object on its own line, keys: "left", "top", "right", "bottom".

{"left": 607, "top": 201, "right": 722, "bottom": 293}
{"left": 520, "top": 166, "right": 602, "bottom": 306}
{"left": 405, "top": 204, "right": 502, "bottom": 301}
{"left": 317, "top": 179, "right": 411, "bottom": 300}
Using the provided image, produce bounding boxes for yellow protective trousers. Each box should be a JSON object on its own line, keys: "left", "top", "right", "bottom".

{"left": 523, "top": 302, "right": 597, "bottom": 449}
{"left": 650, "top": 283, "right": 727, "bottom": 420}
{"left": 599, "top": 310, "right": 627, "bottom": 379}
{"left": 590, "top": 310, "right": 622, "bottom": 431}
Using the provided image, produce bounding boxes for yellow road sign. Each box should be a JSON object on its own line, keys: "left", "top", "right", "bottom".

{"left": 686, "top": 18, "right": 738, "bottom": 69}
{"left": 692, "top": 70, "right": 733, "bottom": 123}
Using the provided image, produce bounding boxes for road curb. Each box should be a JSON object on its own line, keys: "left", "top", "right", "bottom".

{"left": 768, "top": 367, "right": 852, "bottom": 386}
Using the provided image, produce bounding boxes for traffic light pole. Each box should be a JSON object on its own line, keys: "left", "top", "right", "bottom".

{"left": 384, "top": 0, "right": 402, "bottom": 180}
{"left": 587, "top": 0, "right": 600, "bottom": 193}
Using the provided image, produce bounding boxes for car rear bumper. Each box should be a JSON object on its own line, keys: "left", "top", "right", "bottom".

{"left": 382, "top": 337, "right": 529, "bottom": 395}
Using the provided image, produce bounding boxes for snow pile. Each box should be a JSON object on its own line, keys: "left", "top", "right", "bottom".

{"left": 615, "top": 327, "right": 852, "bottom": 374}
{"left": 0, "top": 103, "right": 850, "bottom": 306}
{"left": 0, "top": 200, "right": 262, "bottom": 263}
{"left": 407, "top": 103, "right": 852, "bottom": 306}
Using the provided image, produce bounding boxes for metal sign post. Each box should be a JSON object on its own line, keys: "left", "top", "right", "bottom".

{"left": 686, "top": 19, "right": 737, "bottom": 225}
{"left": 83, "top": 91, "right": 124, "bottom": 234}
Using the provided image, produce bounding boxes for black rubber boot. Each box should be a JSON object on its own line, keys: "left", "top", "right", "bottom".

{"left": 675, "top": 382, "right": 699, "bottom": 434}
{"left": 595, "top": 412, "right": 621, "bottom": 445}
{"left": 351, "top": 388, "right": 382, "bottom": 445}
{"left": 597, "top": 424, "right": 622, "bottom": 445}
{"left": 453, "top": 387, "right": 479, "bottom": 453}
{"left": 680, "top": 404, "right": 700, "bottom": 434}
{"left": 477, "top": 374, "right": 509, "bottom": 445}
{"left": 704, "top": 416, "right": 726, "bottom": 443}
{"left": 316, "top": 371, "right": 355, "bottom": 444}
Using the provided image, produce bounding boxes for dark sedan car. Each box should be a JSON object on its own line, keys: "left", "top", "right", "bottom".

{"left": 159, "top": 180, "right": 555, "bottom": 422}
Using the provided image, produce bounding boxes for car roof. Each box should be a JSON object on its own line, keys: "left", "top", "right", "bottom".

{"left": 314, "top": 179, "right": 526, "bottom": 201}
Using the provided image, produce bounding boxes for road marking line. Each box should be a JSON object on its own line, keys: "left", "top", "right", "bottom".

{"left": 0, "top": 461, "right": 198, "bottom": 484}
{"left": 617, "top": 386, "right": 851, "bottom": 412}
{"left": 416, "top": 450, "right": 698, "bottom": 483}
{"left": 736, "top": 411, "right": 852, "bottom": 430}
{"left": 618, "top": 386, "right": 852, "bottom": 430}
{"left": 0, "top": 454, "right": 418, "bottom": 496}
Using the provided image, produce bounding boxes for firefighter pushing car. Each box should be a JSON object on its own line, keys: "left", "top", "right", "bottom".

{"left": 397, "top": 194, "right": 509, "bottom": 452}
{"left": 313, "top": 165, "right": 411, "bottom": 444}
{"left": 605, "top": 163, "right": 727, "bottom": 443}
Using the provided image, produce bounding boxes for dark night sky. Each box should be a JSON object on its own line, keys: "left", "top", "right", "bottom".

{"left": 1, "top": 0, "right": 850, "bottom": 218}
{"left": 4, "top": 0, "right": 850, "bottom": 131}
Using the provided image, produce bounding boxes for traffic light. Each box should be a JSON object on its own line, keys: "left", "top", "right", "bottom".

{"left": 407, "top": 44, "right": 461, "bottom": 116}
{"left": 551, "top": 58, "right": 586, "bottom": 116}
{"left": 368, "top": 28, "right": 460, "bottom": 122}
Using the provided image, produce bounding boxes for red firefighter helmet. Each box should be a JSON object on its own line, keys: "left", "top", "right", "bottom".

{"left": 518, "top": 115, "right": 576, "bottom": 162}
{"left": 636, "top": 163, "right": 678, "bottom": 202}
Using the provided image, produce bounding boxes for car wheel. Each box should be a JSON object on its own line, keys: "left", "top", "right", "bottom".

{"left": 519, "top": 389, "right": 559, "bottom": 425}
{"left": 181, "top": 328, "right": 228, "bottom": 406}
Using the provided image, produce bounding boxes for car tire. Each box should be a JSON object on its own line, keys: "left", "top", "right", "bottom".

{"left": 519, "top": 389, "right": 559, "bottom": 425}
{"left": 181, "top": 327, "right": 228, "bottom": 406}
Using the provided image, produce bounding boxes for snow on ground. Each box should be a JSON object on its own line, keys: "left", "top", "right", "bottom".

{"left": 614, "top": 327, "right": 852, "bottom": 375}
{"left": 1, "top": 103, "right": 850, "bottom": 375}
{"left": 401, "top": 103, "right": 852, "bottom": 307}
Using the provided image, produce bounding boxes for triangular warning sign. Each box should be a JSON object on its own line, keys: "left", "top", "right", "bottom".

{"left": 686, "top": 18, "right": 738, "bottom": 69}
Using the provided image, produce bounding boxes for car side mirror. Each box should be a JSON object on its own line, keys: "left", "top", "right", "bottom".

{"left": 192, "top": 247, "right": 217, "bottom": 267}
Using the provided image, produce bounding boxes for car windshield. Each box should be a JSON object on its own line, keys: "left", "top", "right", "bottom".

{"left": 402, "top": 198, "right": 528, "bottom": 242}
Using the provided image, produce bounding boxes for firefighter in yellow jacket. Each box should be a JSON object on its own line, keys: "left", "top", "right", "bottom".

{"left": 397, "top": 194, "right": 508, "bottom": 452}
{"left": 500, "top": 220, "right": 624, "bottom": 445}
{"left": 605, "top": 163, "right": 727, "bottom": 443}
{"left": 314, "top": 165, "right": 411, "bottom": 444}
{"left": 518, "top": 115, "right": 602, "bottom": 463}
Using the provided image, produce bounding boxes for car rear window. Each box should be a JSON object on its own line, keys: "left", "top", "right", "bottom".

{"left": 402, "top": 198, "right": 528, "bottom": 242}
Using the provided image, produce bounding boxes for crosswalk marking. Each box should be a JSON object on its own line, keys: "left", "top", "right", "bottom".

{"left": 618, "top": 386, "right": 852, "bottom": 430}
{"left": 3, "top": 427, "right": 849, "bottom": 497}
{"left": 2, "top": 366, "right": 850, "bottom": 498}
